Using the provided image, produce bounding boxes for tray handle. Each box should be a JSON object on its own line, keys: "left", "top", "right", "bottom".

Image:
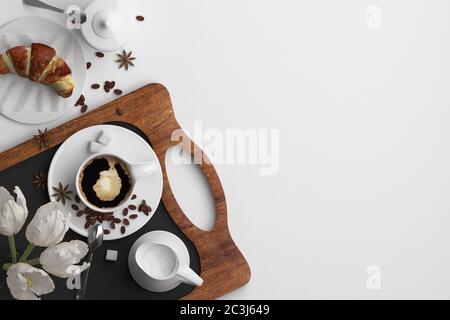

{"left": 161, "top": 128, "right": 229, "bottom": 239}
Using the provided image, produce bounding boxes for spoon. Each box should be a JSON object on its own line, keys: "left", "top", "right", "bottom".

{"left": 75, "top": 223, "right": 103, "bottom": 300}
{"left": 23, "top": 0, "right": 87, "bottom": 24}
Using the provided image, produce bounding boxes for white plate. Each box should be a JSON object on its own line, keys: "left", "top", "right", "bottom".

{"left": 0, "top": 16, "right": 87, "bottom": 124}
{"left": 47, "top": 125, "right": 163, "bottom": 240}
{"left": 128, "top": 231, "right": 191, "bottom": 292}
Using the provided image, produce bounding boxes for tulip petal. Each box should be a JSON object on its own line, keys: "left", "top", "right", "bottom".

{"left": 43, "top": 262, "right": 90, "bottom": 278}
{"left": 26, "top": 202, "right": 71, "bottom": 247}
{"left": 0, "top": 201, "right": 25, "bottom": 236}
{"left": 0, "top": 186, "right": 13, "bottom": 207}
{"left": 40, "top": 240, "right": 90, "bottom": 278}
{"left": 68, "top": 240, "right": 89, "bottom": 262}
{"left": 6, "top": 263, "right": 54, "bottom": 300}
{"left": 29, "top": 269, "right": 55, "bottom": 295}
{"left": 0, "top": 202, "right": 14, "bottom": 236}
{"left": 14, "top": 186, "right": 28, "bottom": 216}
{"left": 0, "top": 187, "right": 28, "bottom": 236}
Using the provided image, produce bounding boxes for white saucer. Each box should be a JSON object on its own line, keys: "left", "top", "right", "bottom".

{"left": 128, "top": 231, "right": 191, "bottom": 292}
{"left": 0, "top": 16, "right": 87, "bottom": 124}
{"left": 47, "top": 125, "right": 163, "bottom": 240}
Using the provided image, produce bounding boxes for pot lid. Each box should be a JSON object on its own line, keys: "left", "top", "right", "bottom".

{"left": 81, "top": 0, "right": 136, "bottom": 52}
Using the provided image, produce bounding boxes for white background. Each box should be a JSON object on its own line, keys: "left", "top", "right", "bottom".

{"left": 2, "top": 0, "right": 450, "bottom": 299}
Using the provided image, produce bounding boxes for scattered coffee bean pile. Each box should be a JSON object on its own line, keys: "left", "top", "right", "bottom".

{"left": 75, "top": 39, "right": 142, "bottom": 114}
{"left": 72, "top": 194, "right": 151, "bottom": 235}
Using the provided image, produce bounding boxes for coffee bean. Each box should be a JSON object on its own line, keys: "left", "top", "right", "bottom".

{"left": 105, "top": 81, "right": 115, "bottom": 89}
{"left": 121, "top": 226, "right": 126, "bottom": 234}
{"left": 136, "top": 15, "right": 145, "bottom": 22}
{"left": 142, "top": 205, "right": 151, "bottom": 215}
{"left": 129, "top": 214, "right": 138, "bottom": 219}
{"left": 81, "top": 105, "right": 88, "bottom": 113}
{"left": 84, "top": 221, "right": 90, "bottom": 229}
{"left": 75, "top": 95, "right": 85, "bottom": 106}
{"left": 129, "top": 205, "right": 137, "bottom": 210}
{"left": 123, "top": 218, "right": 129, "bottom": 226}
{"left": 104, "top": 86, "right": 110, "bottom": 93}
{"left": 86, "top": 62, "right": 92, "bottom": 69}
{"left": 71, "top": 204, "right": 79, "bottom": 211}
{"left": 111, "top": 222, "right": 115, "bottom": 229}
{"left": 104, "top": 230, "right": 111, "bottom": 235}
{"left": 96, "top": 52, "right": 104, "bottom": 58}
{"left": 75, "top": 195, "right": 81, "bottom": 203}
{"left": 76, "top": 211, "right": 84, "bottom": 217}
{"left": 123, "top": 208, "right": 129, "bottom": 216}
{"left": 91, "top": 83, "right": 100, "bottom": 89}
{"left": 90, "top": 219, "right": 96, "bottom": 225}
{"left": 114, "top": 218, "right": 121, "bottom": 224}
{"left": 138, "top": 204, "right": 143, "bottom": 212}
{"left": 131, "top": 194, "right": 137, "bottom": 200}
{"left": 97, "top": 216, "right": 103, "bottom": 222}
{"left": 114, "top": 89, "right": 123, "bottom": 95}
{"left": 106, "top": 215, "right": 114, "bottom": 222}
{"left": 116, "top": 108, "right": 124, "bottom": 116}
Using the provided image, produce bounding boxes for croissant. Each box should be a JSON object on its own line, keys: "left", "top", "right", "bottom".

{"left": 0, "top": 43, "right": 74, "bottom": 98}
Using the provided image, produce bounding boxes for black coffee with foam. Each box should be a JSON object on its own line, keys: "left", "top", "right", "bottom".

{"left": 80, "top": 156, "right": 131, "bottom": 209}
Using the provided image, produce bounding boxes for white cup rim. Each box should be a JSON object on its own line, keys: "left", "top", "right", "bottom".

{"left": 75, "top": 152, "right": 135, "bottom": 213}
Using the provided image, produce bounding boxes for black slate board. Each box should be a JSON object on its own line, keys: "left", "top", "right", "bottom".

{"left": 0, "top": 122, "right": 200, "bottom": 300}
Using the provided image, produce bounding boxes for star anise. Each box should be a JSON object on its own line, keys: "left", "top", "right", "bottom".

{"left": 51, "top": 183, "right": 73, "bottom": 205}
{"left": 116, "top": 50, "right": 136, "bottom": 71}
{"left": 34, "top": 128, "right": 50, "bottom": 150}
{"left": 32, "top": 171, "right": 48, "bottom": 190}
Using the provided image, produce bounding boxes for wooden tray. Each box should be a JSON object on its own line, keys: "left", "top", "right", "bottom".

{"left": 0, "top": 84, "right": 251, "bottom": 300}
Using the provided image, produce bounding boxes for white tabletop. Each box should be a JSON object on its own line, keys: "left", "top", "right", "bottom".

{"left": 2, "top": 0, "right": 450, "bottom": 299}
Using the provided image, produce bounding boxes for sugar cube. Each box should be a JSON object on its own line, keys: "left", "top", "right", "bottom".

{"left": 97, "top": 131, "right": 112, "bottom": 146}
{"left": 89, "top": 141, "right": 104, "bottom": 153}
{"left": 105, "top": 250, "right": 118, "bottom": 262}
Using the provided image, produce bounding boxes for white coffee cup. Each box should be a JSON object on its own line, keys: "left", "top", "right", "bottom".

{"left": 132, "top": 242, "right": 203, "bottom": 291}
{"left": 76, "top": 152, "right": 158, "bottom": 213}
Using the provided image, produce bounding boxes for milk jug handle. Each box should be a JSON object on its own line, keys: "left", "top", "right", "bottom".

{"left": 177, "top": 265, "right": 203, "bottom": 287}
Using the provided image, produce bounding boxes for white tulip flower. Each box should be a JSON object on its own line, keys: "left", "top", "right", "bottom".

{"left": 0, "top": 186, "right": 28, "bottom": 236}
{"left": 40, "top": 240, "right": 90, "bottom": 278}
{"left": 6, "top": 263, "right": 55, "bottom": 300}
{"left": 25, "top": 202, "right": 71, "bottom": 248}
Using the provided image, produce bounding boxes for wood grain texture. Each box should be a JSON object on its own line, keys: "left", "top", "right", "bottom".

{"left": 0, "top": 83, "right": 251, "bottom": 300}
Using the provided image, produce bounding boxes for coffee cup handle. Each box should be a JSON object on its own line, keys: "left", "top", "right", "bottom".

{"left": 176, "top": 265, "right": 204, "bottom": 287}
{"left": 129, "top": 161, "right": 159, "bottom": 182}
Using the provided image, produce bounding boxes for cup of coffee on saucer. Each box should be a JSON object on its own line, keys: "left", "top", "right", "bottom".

{"left": 76, "top": 153, "right": 158, "bottom": 213}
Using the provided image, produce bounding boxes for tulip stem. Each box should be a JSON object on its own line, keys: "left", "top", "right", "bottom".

{"left": 8, "top": 236, "right": 17, "bottom": 264}
{"left": 26, "top": 258, "right": 41, "bottom": 266}
{"left": 19, "top": 243, "right": 35, "bottom": 263}
{"left": 2, "top": 257, "right": 40, "bottom": 272}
